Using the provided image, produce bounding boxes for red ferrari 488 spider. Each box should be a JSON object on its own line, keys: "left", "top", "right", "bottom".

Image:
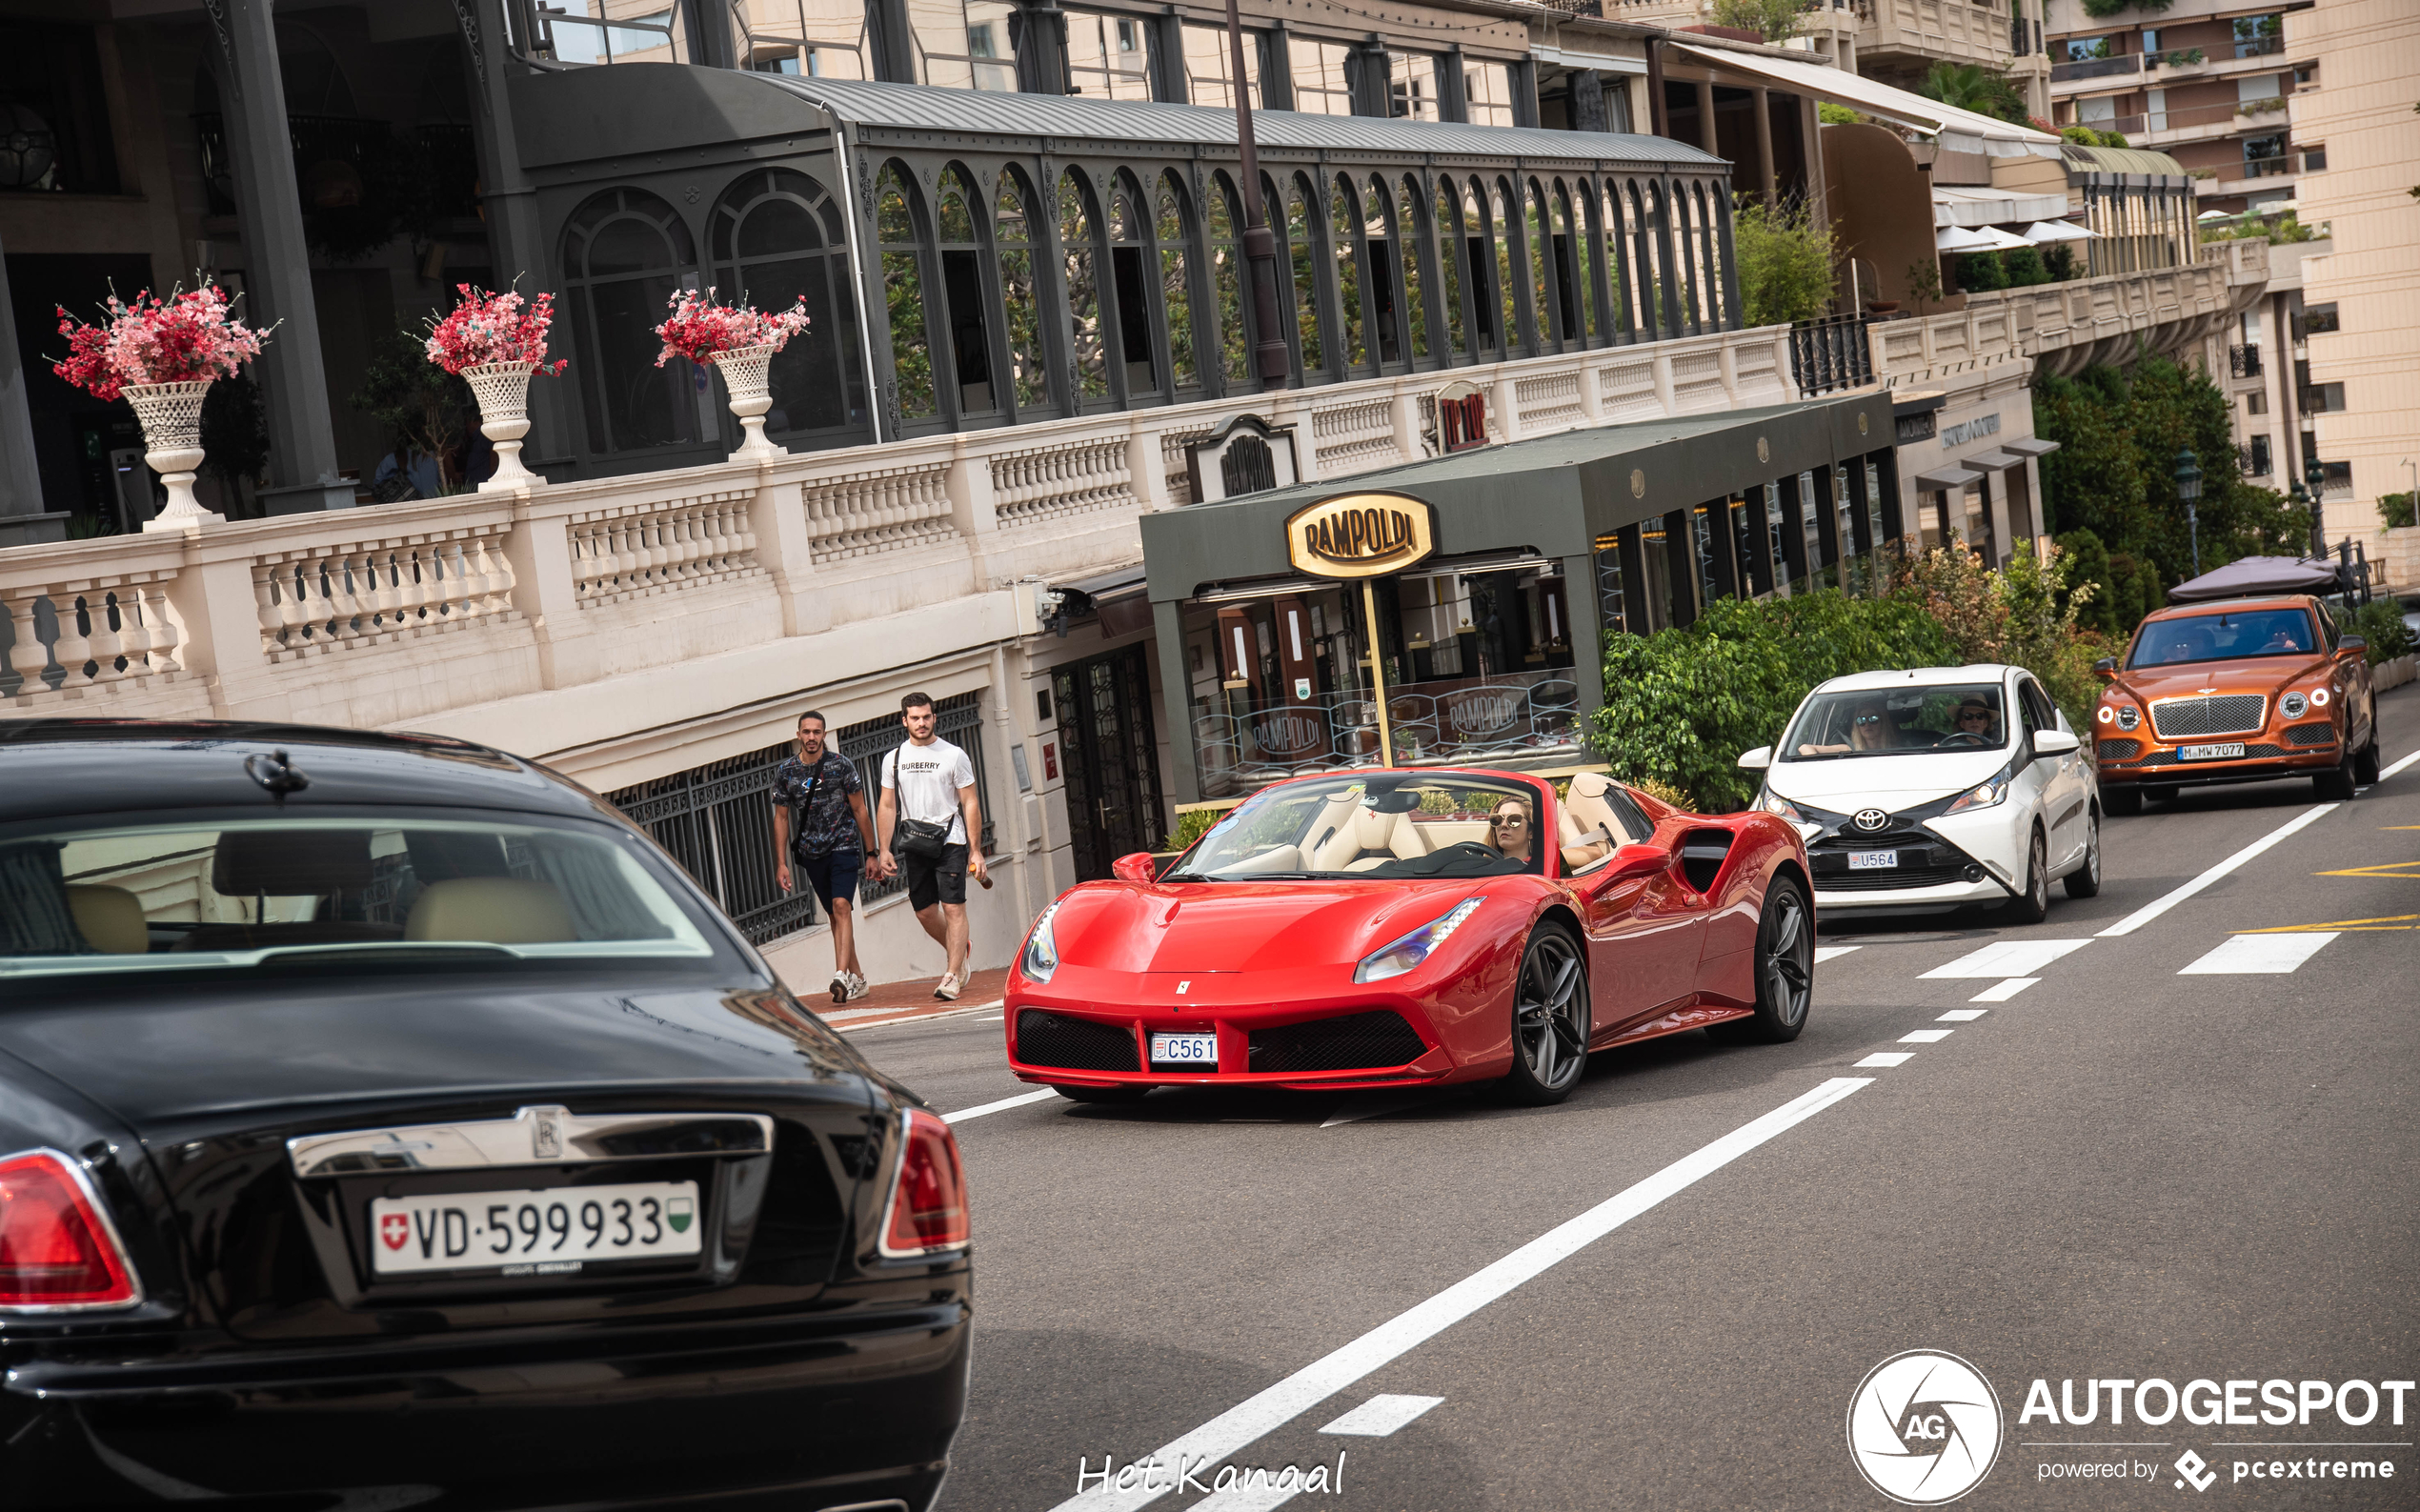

{"left": 1004, "top": 767, "right": 1814, "bottom": 1107}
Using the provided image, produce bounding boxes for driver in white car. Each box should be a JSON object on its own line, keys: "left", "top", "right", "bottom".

{"left": 1942, "top": 696, "right": 2002, "bottom": 747}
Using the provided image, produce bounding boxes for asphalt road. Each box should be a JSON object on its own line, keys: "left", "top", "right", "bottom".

{"left": 853, "top": 684, "right": 2420, "bottom": 1512}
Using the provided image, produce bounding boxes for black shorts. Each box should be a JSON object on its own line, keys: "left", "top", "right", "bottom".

{"left": 903, "top": 842, "right": 968, "bottom": 911}
{"left": 797, "top": 848, "right": 860, "bottom": 911}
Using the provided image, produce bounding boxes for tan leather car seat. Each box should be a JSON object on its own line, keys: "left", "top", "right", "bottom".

{"left": 67, "top": 884, "right": 149, "bottom": 954}
{"left": 405, "top": 877, "right": 576, "bottom": 945}
{"left": 1306, "top": 795, "right": 1431, "bottom": 871}
{"left": 1560, "top": 772, "right": 1628, "bottom": 847}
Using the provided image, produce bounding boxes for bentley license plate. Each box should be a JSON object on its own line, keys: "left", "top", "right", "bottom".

{"left": 2179, "top": 743, "right": 2246, "bottom": 761}
{"left": 369, "top": 1179, "right": 701, "bottom": 1276}
{"left": 1151, "top": 1032, "right": 1219, "bottom": 1065}
{"left": 1847, "top": 850, "right": 1899, "bottom": 871}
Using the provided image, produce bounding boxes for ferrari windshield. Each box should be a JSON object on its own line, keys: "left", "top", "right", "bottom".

{"left": 1782, "top": 683, "right": 2009, "bottom": 761}
{"left": 1173, "top": 774, "right": 1547, "bottom": 880}
{"left": 2128, "top": 608, "right": 2317, "bottom": 669}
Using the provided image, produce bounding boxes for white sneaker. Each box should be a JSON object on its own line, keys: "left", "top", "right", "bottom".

{"left": 828, "top": 972, "right": 851, "bottom": 1005}
{"left": 841, "top": 970, "right": 868, "bottom": 1000}
{"left": 933, "top": 970, "right": 962, "bottom": 1002}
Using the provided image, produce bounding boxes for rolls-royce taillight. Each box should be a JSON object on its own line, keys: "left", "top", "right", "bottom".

{"left": 879, "top": 1110, "right": 969, "bottom": 1258}
{"left": 0, "top": 1149, "right": 141, "bottom": 1310}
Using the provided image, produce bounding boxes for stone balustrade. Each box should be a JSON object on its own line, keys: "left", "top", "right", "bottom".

{"left": 1, "top": 322, "right": 1796, "bottom": 741}
{"left": 1869, "top": 250, "right": 2258, "bottom": 388}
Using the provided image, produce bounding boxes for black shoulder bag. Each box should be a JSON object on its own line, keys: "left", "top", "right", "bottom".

{"left": 887, "top": 747, "right": 953, "bottom": 861}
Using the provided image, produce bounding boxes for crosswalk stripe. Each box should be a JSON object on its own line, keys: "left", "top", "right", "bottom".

{"left": 1921, "top": 939, "right": 2092, "bottom": 979}
{"left": 2178, "top": 933, "right": 2340, "bottom": 975}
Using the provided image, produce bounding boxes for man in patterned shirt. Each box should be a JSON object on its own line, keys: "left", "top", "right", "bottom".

{"left": 772, "top": 710, "right": 877, "bottom": 1004}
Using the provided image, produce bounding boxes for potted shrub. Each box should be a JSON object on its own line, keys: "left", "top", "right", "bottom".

{"left": 654, "top": 289, "right": 812, "bottom": 462}
{"left": 425, "top": 283, "right": 567, "bottom": 493}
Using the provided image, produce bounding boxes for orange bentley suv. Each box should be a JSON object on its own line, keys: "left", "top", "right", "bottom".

{"left": 2092, "top": 594, "right": 2378, "bottom": 813}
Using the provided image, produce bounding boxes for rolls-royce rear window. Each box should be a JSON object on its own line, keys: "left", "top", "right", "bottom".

{"left": 0, "top": 816, "right": 717, "bottom": 978}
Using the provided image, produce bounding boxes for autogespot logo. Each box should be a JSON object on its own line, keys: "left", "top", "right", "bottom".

{"left": 1848, "top": 1351, "right": 2006, "bottom": 1505}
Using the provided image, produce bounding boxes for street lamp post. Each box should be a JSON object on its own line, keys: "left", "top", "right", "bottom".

{"left": 2173, "top": 446, "right": 2202, "bottom": 576}
{"left": 2304, "top": 454, "right": 2328, "bottom": 559}
{"left": 1223, "top": 0, "right": 1290, "bottom": 393}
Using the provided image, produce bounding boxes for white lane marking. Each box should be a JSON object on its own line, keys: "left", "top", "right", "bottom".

{"left": 2097, "top": 804, "right": 2338, "bottom": 937}
{"left": 1855, "top": 1052, "right": 1915, "bottom": 1068}
{"left": 976, "top": 1015, "right": 1004, "bottom": 1023}
{"left": 1937, "top": 1009, "right": 1989, "bottom": 1021}
{"left": 1970, "top": 978, "right": 2041, "bottom": 1002}
{"left": 940, "top": 1089, "right": 1058, "bottom": 1124}
{"left": 1899, "top": 1029, "right": 1954, "bottom": 1043}
{"left": 2178, "top": 932, "right": 2341, "bottom": 975}
{"left": 1046, "top": 1078, "right": 1874, "bottom": 1512}
{"left": 1320, "top": 1394, "right": 1446, "bottom": 1437}
{"left": 1921, "top": 939, "right": 2092, "bottom": 978}
{"left": 1814, "top": 945, "right": 1862, "bottom": 964}
{"left": 2381, "top": 747, "right": 2420, "bottom": 782}
{"left": 826, "top": 996, "right": 1005, "bottom": 1023}
{"left": 1321, "top": 1096, "right": 1429, "bottom": 1129}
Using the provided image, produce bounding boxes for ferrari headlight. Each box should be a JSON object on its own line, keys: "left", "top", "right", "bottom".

{"left": 1018, "top": 899, "right": 1063, "bottom": 984}
{"left": 1353, "top": 897, "right": 1483, "bottom": 984}
{"left": 1943, "top": 776, "right": 2007, "bottom": 816}
{"left": 2281, "top": 692, "right": 2309, "bottom": 719}
{"left": 2116, "top": 705, "right": 2140, "bottom": 732}
{"left": 2311, "top": 687, "right": 2331, "bottom": 708}
{"left": 1756, "top": 788, "right": 1805, "bottom": 824}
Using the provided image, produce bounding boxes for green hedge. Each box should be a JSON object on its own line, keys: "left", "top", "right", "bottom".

{"left": 2349, "top": 598, "right": 2415, "bottom": 666}
{"left": 1588, "top": 591, "right": 1960, "bottom": 814}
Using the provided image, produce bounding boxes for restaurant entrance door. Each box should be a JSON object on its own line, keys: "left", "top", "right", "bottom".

{"left": 1055, "top": 644, "right": 1165, "bottom": 880}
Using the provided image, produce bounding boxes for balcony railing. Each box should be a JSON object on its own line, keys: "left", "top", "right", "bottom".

{"left": 2229, "top": 344, "right": 2262, "bottom": 378}
{"left": 1869, "top": 256, "right": 2243, "bottom": 388}
{"left": 2051, "top": 54, "right": 2139, "bottom": 83}
{"left": 1789, "top": 312, "right": 1876, "bottom": 396}
{"left": 2244, "top": 156, "right": 2297, "bottom": 178}
{"left": 2234, "top": 34, "right": 2285, "bottom": 59}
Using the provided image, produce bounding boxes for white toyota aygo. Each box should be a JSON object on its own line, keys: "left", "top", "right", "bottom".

{"left": 1737, "top": 665, "right": 2102, "bottom": 921}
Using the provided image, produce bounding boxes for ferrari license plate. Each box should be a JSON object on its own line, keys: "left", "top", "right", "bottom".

{"left": 1150, "top": 1032, "right": 1219, "bottom": 1065}
{"left": 369, "top": 1180, "right": 701, "bottom": 1277}
{"left": 2180, "top": 743, "right": 2246, "bottom": 761}
{"left": 1846, "top": 850, "right": 1899, "bottom": 871}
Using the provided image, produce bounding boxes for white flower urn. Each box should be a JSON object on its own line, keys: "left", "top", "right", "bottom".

{"left": 463, "top": 360, "right": 547, "bottom": 493}
{"left": 124, "top": 380, "right": 224, "bottom": 532}
{"left": 708, "top": 343, "right": 782, "bottom": 462}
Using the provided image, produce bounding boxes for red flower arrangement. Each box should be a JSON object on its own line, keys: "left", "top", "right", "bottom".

{"left": 654, "top": 288, "right": 812, "bottom": 367}
{"left": 51, "top": 284, "right": 269, "bottom": 403}
{"left": 425, "top": 283, "right": 568, "bottom": 375}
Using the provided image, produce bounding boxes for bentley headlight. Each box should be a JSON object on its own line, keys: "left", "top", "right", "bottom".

{"left": 2281, "top": 692, "right": 2309, "bottom": 718}
{"left": 1943, "top": 776, "right": 2007, "bottom": 816}
{"left": 2095, "top": 705, "right": 2114, "bottom": 726}
{"left": 1018, "top": 899, "right": 1063, "bottom": 984}
{"left": 1354, "top": 898, "right": 1483, "bottom": 984}
{"left": 2311, "top": 687, "right": 2331, "bottom": 708}
{"left": 2116, "top": 705, "right": 2140, "bottom": 732}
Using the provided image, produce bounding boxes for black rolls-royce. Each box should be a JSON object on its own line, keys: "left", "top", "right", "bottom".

{"left": 0, "top": 719, "right": 968, "bottom": 1511}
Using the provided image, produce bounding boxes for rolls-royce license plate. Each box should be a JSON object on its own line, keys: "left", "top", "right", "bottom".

{"left": 1846, "top": 850, "right": 1899, "bottom": 870}
{"left": 2179, "top": 743, "right": 2246, "bottom": 761}
{"left": 369, "top": 1179, "right": 701, "bottom": 1276}
{"left": 1150, "top": 1032, "right": 1219, "bottom": 1065}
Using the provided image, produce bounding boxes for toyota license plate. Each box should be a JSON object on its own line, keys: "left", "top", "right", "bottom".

{"left": 1846, "top": 850, "right": 1899, "bottom": 871}
{"left": 2179, "top": 743, "right": 2246, "bottom": 761}
{"left": 370, "top": 1179, "right": 701, "bottom": 1276}
{"left": 1151, "top": 1032, "right": 1219, "bottom": 1065}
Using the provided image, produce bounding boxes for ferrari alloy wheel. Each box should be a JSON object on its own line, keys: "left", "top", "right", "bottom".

{"left": 2063, "top": 811, "right": 2103, "bottom": 898}
{"left": 2354, "top": 705, "right": 2381, "bottom": 785}
{"left": 1053, "top": 1083, "right": 1149, "bottom": 1105}
{"left": 2006, "top": 828, "right": 2050, "bottom": 925}
{"left": 1502, "top": 925, "right": 1588, "bottom": 1106}
{"left": 2104, "top": 784, "right": 2143, "bottom": 816}
{"left": 1712, "top": 876, "right": 1813, "bottom": 1045}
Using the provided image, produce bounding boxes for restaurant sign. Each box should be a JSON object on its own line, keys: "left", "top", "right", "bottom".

{"left": 1284, "top": 491, "right": 1439, "bottom": 580}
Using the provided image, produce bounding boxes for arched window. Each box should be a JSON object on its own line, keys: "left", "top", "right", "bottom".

{"left": 1284, "top": 173, "right": 1325, "bottom": 375}
{"left": 1490, "top": 177, "right": 1519, "bottom": 356}
{"left": 562, "top": 186, "right": 700, "bottom": 455}
{"left": 1397, "top": 175, "right": 1429, "bottom": 363}
{"left": 1059, "top": 170, "right": 1110, "bottom": 402}
{"left": 1560, "top": 180, "right": 1594, "bottom": 344}
{"left": 1644, "top": 180, "right": 1676, "bottom": 338}
{"left": 1363, "top": 173, "right": 1402, "bottom": 367}
{"left": 994, "top": 168, "right": 1049, "bottom": 413}
{"left": 1330, "top": 174, "right": 1367, "bottom": 373}
{"left": 1434, "top": 177, "right": 1467, "bottom": 358}
{"left": 711, "top": 167, "right": 863, "bottom": 443}
{"left": 1205, "top": 172, "right": 1248, "bottom": 388}
{"left": 1603, "top": 181, "right": 1636, "bottom": 342}
{"left": 1156, "top": 172, "right": 1200, "bottom": 394}
{"left": 1526, "top": 176, "right": 1555, "bottom": 349}
{"left": 876, "top": 163, "right": 938, "bottom": 422}
{"left": 1106, "top": 177, "right": 1158, "bottom": 397}
{"left": 934, "top": 166, "right": 998, "bottom": 417}
{"left": 1459, "top": 177, "right": 1497, "bottom": 355}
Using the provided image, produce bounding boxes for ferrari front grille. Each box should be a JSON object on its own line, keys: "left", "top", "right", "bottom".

{"left": 1015, "top": 1011, "right": 1139, "bottom": 1072}
{"left": 2285, "top": 721, "right": 2338, "bottom": 747}
{"left": 2148, "top": 694, "right": 2265, "bottom": 740}
{"left": 1246, "top": 1011, "right": 1426, "bottom": 1074}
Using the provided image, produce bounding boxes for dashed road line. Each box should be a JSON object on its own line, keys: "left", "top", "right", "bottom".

{"left": 1921, "top": 940, "right": 2092, "bottom": 978}
{"left": 1047, "top": 1077, "right": 1874, "bottom": 1512}
{"left": 1898, "top": 1029, "right": 1954, "bottom": 1043}
{"left": 2178, "top": 933, "right": 2340, "bottom": 975}
{"left": 1320, "top": 1394, "right": 1445, "bottom": 1437}
{"left": 1855, "top": 1052, "right": 1915, "bottom": 1068}
{"left": 1938, "top": 1009, "right": 1989, "bottom": 1021}
{"left": 1814, "top": 945, "right": 1863, "bottom": 965}
{"left": 2382, "top": 748, "right": 2420, "bottom": 782}
{"left": 2097, "top": 803, "right": 2338, "bottom": 937}
{"left": 941, "top": 1088, "right": 1058, "bottom": 1123}
{"left": 1969, "top": 978, "right": 2041, "bottom": 1001}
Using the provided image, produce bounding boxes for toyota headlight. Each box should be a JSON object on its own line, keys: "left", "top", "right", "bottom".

{"left": 1942, "top": 776, "right": 2007, "bottom": 815}
{"left": 1018, "top": 899, "right": 1063, "bottom": 984}
{"left": 1756, "top": 789, "right": 1805, "bottom": 824}
{"left": 1354, "top": 898, "right": 1483, "bottom": 984}
{"left": 2116, "top": 705, "right": 2140, "bottom": 732}
{"left": 2281, "top": 691, "right": 2309, "bottom": 719}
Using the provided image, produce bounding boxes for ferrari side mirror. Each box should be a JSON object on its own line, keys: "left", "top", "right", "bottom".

{"left": 1111, "top": 853, "right": 1161, "bottom": 883}
{"left": 1736, "top": 746, "right": 1772, "bottom": 772}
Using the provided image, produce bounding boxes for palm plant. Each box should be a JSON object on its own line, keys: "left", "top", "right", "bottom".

{"left": 1918, "top": 63, "right": 2032, "bottom": 128}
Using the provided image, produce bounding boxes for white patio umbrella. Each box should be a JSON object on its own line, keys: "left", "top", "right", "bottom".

{"left": 1961, "top": 225, "right": 2035, "bottom": 252}
{"left": 2021, "top": 220, "right": 2098, "bottom": 242}
{"left": 1935, "top": 225, "right": 1996, "bottom": 252}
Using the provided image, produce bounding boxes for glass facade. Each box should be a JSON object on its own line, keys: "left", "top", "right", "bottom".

{"left": 1068, "top": 10, "right": 1153, "bottom": 100}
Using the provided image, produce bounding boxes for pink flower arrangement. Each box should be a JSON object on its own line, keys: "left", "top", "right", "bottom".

{"left": 425, "top": 283, "right": 568, "bottom": 375}
{"left": 654, "top": 288, "right": 812, "bottom": 367}
{"left": 51, "top": 284, "right": 268, "bottom": 403}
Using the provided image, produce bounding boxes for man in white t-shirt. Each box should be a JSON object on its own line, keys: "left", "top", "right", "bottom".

{"left": 876, "top": 691, "right": 989, "bottom": 1000}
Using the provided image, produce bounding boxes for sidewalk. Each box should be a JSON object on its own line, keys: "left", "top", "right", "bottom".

{"left": 811, "top": 966, "right": 1012, "bottom": 1032}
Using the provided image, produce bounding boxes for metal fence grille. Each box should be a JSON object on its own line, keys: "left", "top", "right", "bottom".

{"left": 1789, "top": 313, "right": 1874, "bottom": 397}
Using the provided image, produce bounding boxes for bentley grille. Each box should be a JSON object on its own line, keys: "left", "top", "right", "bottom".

{"left": 2148, "top": 694, "right": 2266, "bottom": 741}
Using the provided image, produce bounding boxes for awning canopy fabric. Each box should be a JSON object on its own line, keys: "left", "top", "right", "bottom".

{"left": 1914, "top": 467, "right": 1984, "bottom": 492}
{"left": 1671, "top": 43, "right": 2064, "bottom": 159}
{"left": 1938, "top": 224, "right": 2030, "bottom": 252}
{"left": 1934, "top": 186, "right": 2070, "bottom": 229}
{"left": 2021, "top": 220, "right": 2098, "bottom": 242}
{"left": 2167, "top": 556, "right": 2342, "bottom": 603}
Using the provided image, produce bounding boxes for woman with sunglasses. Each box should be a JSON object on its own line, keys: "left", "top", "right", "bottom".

{"left": 1936, "top": 696, "right": 2002, "bottom": 748}
{"left": 1482, "top": 796, "right": 1538, "bottom": 862}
